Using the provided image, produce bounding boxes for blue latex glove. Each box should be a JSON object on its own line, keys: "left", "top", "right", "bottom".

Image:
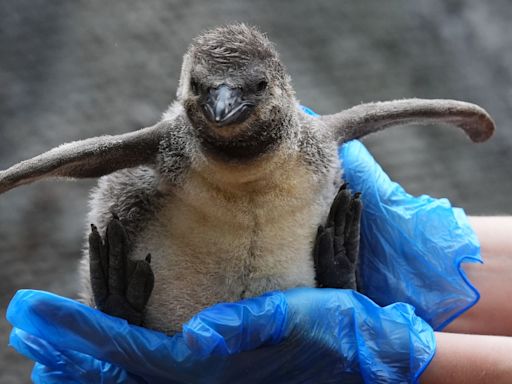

{"left": 7, "top": 289, "right": 435, "bottom": 384}
{"left": 302, "top": 106, "right": 482, "bottom": 330}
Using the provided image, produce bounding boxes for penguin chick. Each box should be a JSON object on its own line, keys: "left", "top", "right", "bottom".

{"left": 0, "top": 24, "right": 495, "bottom": 334}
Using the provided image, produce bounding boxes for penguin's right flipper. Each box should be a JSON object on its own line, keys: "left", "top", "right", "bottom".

{"left": 89, "top": 216, "right": 154, "bottom": 326}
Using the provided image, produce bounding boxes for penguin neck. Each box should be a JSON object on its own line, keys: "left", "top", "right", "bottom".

{"left": 194, "top": 137, "right": 303, "bottom": 195}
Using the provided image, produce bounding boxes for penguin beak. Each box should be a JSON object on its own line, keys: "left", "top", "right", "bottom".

{"left": 202, "top": 85, "right": 254, "bottom": 126}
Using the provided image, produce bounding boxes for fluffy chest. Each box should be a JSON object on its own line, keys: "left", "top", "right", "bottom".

{"left": 138, "top": 162, "right": 336, "bottom": 332}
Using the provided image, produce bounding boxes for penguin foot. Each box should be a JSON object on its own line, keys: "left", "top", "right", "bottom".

{"left": 88, "top": 216, "right": 154, "bottom": 326}
{"left": 314, "top": 183, "right": 362, "bottom": 290}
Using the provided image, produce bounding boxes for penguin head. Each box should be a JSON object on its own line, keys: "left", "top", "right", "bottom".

{"left": 178, "top": 24, "right": 296, "bottom": 162}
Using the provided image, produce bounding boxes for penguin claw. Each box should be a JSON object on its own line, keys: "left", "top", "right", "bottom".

{"left": 88, "top": 218, "right": 154, "bottom": 326}
{"left": 313, "top": 185, "right": 362, "bottom": 290}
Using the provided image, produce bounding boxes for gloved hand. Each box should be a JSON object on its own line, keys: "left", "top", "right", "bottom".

{"left": 341, "top": 140, "right": 481, "bottom": 330}
{"left": 302, "top": 106, "right": 482, "bottom": 330}
{"left": 7, "top": 288, "right": 435, "bottom": 384}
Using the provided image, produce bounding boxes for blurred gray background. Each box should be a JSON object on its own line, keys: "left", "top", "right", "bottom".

{"left": 1, "top": 0, "right": 511, "bottom": 382}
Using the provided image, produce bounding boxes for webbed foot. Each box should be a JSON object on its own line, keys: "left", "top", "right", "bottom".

{"left": 88, "top": 216, "right": 154, "bottom": 325}
{"left": 314, "top": 183, "right": 362, "bottom": 290}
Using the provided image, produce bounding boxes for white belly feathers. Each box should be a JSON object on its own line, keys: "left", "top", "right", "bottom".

{"left": 138, "top": 160, "right": 334, "bottom": 333}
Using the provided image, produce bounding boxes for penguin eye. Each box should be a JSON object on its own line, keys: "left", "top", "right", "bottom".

{"left": 256, "top": 80, "right": 268, "bottom": 93}
{"left": 190, "top": 79, "right": 200, "bottom": 95}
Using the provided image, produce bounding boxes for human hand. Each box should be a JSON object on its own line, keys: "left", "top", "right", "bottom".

{"left": 301, "top": 105, "right": 482, "bottom": 330}
{"left": 8, "top": 288, "right": 435, "bottom": 384}
{"left": 341, "top": 139, "right": 481, "bottom": 330}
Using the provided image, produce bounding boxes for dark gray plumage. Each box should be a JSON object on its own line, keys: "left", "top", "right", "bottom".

{"left": 0, "top": 24, "right": 495, "bottom": 334}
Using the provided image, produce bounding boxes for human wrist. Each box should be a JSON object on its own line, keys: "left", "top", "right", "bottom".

{"left": 421, "top": 332, "right": 512, "bottom": 384}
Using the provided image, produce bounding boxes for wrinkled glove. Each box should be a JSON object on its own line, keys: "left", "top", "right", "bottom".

{"left": 7, "top": 289, "right": 435, "bottom": 384}
{"left": 302, "top": 105, "right": 482, "bottom": 330}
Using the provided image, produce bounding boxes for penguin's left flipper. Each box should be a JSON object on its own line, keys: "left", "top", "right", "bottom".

{"left": 314, "top": 184, "right": 362, "bottom": 290}
{"left": 89, "top": 216, "right": 154, "bottom": 326}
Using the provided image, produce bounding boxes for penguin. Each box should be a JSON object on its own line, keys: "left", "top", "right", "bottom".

{"left": 0, "top": 24, "right": 495, "bottom": 334}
